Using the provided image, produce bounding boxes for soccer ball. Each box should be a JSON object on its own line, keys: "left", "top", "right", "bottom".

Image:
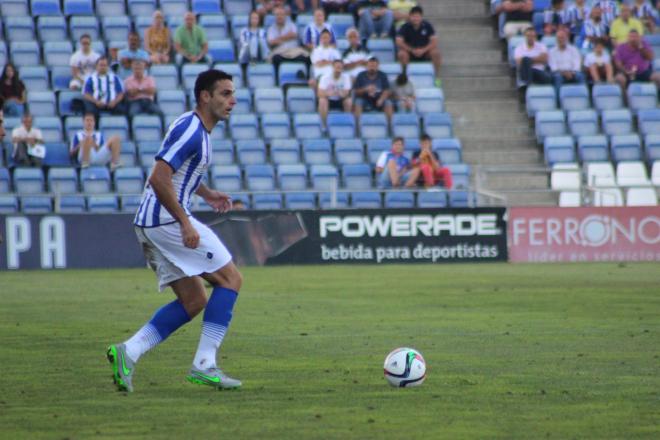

{"left": 383, "top": 347, "right": 427, "bottom": 388}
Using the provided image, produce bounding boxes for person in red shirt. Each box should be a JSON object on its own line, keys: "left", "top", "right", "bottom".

{"left": 408, "top": 134, "right": 453, "bottom": 189}
{"left": 123, "top": 60, "right": 164, "bottom": 119}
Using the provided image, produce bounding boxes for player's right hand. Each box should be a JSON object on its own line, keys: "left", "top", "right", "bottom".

{"left": 180, "top": 221, "right": 200, "bottom": 249}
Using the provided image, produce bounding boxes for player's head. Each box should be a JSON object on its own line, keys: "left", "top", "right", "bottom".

{"left": 83, "top": 113, "right": 96, "bottom": 131}
{"left": 195, "top": 69, "right": 236, "bottom": 122}
{"left": 0, "top": 96, "right": 5, "bottom": 142}
{"left": 392, "top": 137, "right": 404, "bottom": 154}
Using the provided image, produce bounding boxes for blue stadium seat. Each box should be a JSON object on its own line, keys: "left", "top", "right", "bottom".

{"left": 278, "top": 164, "right": 308, "bottom": 190}
{"left": 367, "top": 38, "right": 395, "bottom": 63}
{"left": 99, "top": 116, "right": 129, "bottom": 141}
{"left": 224, "top": 0, "right": 253, "bottom": 15}
{"left": 120, "top": 141, "right": 137, "bottom": 166}
{"left": 63, "top": 0, "right": 93, "bottom": 15}
{"left": 611, "top": 134, "right": 642, "bottom": 163}
{"left": 645, "top": 135, "right": 660, "bottom": 163}
{"left": 417, "top": 190, "right": 448, "bottom": 208}
{"left": 22, "top": 196, "right": 52, "bottom": 213}
{"left": 157, "top": 90, "right": 187, "bottom": 116}
{"left": 432, "top": 138, "right": 463, "bottom": 164}
{"left": 342, "top": 163, "right": 371, "bottom": 189}
{"left": 578, "top": 135, "right": 609, "bottom": 163}
{"left": 544, "top": 136, "right": 576, "bottom": 166}
{"left": 230, "top": 114, "right": 259, "bottom": 140}
{"left": 278, "top": 62, "right": 308, "bottom": 87}
{"left": 531, "top": 11, "right": 544, "bottom": 33}
{"left": 81, "top": 166, "right": 111, "bottom": 193}
{"left": 593, "top": 83, "right": 623, "bottom": 111}
{"left": 132, "top": 116, "right": 162, "bottom": 142}
{"left": 102, "top": 16, "right": 131, "bottom": 43}
{"left": 69, "top": 16, "right": 100, "bottom": 40}
{"left": 526, "top": 85, "right": 557, "bottom": 117}
{"left": 0, "top": 195, "right": 19, "bottom": 213}
{"left": 182, "top": 64, "right": 209, "bottom": 91}
{"left": 0, "top": 43, "right": 7, "bottom": 67}
{"left": 192, "top": 0, "right": 221, "bottom": 14}
{"left": 6, "top": 16, "right": 35, "bottom": 41}
{"left": 138, "top": 141, "right": 160, "bottom": 168}
{"left": 21, "top": 66, "right": 49, "bottom": 91}
{"left": 627, "top": 82, "right": 658, "bottom": 113}
{"left": 247, "top": 64, "right": 276, "bottom": 89}
{"left": 211, "top": 165, "right": 242, "bottom": 191}
{"left": 210, "top": 120, "right": 226, "bottom": 142}
{"left": 43, "top": 142, "right": 71, "bottom": 166}
{"left": 448, "top": 191, "right": 476, "bottom": 208}
{"left": 208, "top": 39, "right": 235, "bottom": 63}
{"left": 286, "top": 88, "right": 316, "bottom": 113}
{"left": 252, "top": 194, "right": 282, "bottom": 210}
{"left": 319, "top": 192, "right": 349, "bottom": 209}
{"left": 113, "top": 167, "right": 144, "bottom": 193}
{"left": 359, "top": 113, "right": 389, "bottom": 139}
{"left": 1, "top": 0, "right": 29, "bottom": 16}
{"left": 638, "top": 109, "right": 660, "bottom": 136}
{"left": 380, "top": 62, "right": 402, "bottom": 84}
{"left": 59, "top": 91, "right": 83, "bottom": 118}
{"left": 392, "top": 113, "right": 420, "bottom": 138}
{"left": 271, "top": 139, "right": 300, "bottom": 165}
{"left": 535, "top": 110, "right": 566, "bottom": 142}
{"left": 58, "top": 194, "right": 86, "bottom": 212}
{"left": 27, "top": 91, "right": 57, "bottom": 117}
{"left": 211, "top": 140, "right": 234, "bottom": 165}
{"left": 31, "top": 0, "right": 62, "bottom": 16}
{"left": 602, "top": 109, "right": 633, "bottom": 136}
{"left": 327, "top": 113, "right": 356, "bottom": 139}
{"left": 284, "top": 192, "right": 316, "bottom": 209}
{"left": 213, "top": 63, "right": 243, "bottom": 87}
{"left": 255, "top": 88, "right": 285, "bottom": 114}
{"left": 97, "top": 0, "right": 125, "bottom": 16}
{"left": 404, "top": 138, "right": 419, "bottom": 151}
{"left": 235, "top": 139, "right": 266, "bottom": 165}
{"left": 150, "top": 64, "right": 180, "bottom": 90}
{"left": 166, "top": 15, "right": 184, "bottom": 35}
{"left": 43, "top": 41, "right": 73, "bottom": 67}
{"left": 37, "top": 16, "right": 67, "bottom": 41}
{"left": 568, "top": 109, "right": 599, "bottom": 137}
{"left": 11, "top": 42, "right": 41, "bottom": 68}
{"left": 51, "top": 66, "right": 72, "bottom": 91}
{"left": 245, "top": 164, "right": 275, "bottom": 191}
{"left": 160, "top": 0, "right": 189, "bottom": 16}
{"left": 0, "top": 169, "right": 11, "bottom": 193}
{"left": 327, "top": 14, "right": 354, "bottom": 37}
{"left": 64, "top": 116, "right": 84, "bottom": 140}
{"left": 229, "top": 15, "right": 249, "bottom": 41}
{"left": 407, "top": 63, "right": 436, "bottom": 88}
{"left": 334, "top": 139, "right": 364, "bottom": 165}
{"left": 14, "top": 168, "right": 45, "bottom": 194}
{"left": 48, "top": 167, "right": 78, "bottom": 193}
{"left": 311, "top": 165, "right": 339, "bottom": 190}
{"left": 447, "top": 163, "right": 470, "bottom": 189}
{"left": 351, "top": 191, "right": 381, "bottom": 208}
{"left": 261, "top": 114, "right": 291, "bottom": 140}
{"left": 385, "top": 191, "right": 414, "bottom": 208}
{"left": 366, "top": 138, "right": 391, "bottom": 164}
{"left": 88, "top": 195, "right": 119, "bottom": 212}
{"left": 559, "top": 84, "right": 590, "bottom": 111}
{"left": 121, "top": 194, "right": 141, "bottom": 212}
{"left": 35, "top": 117, "right": 63, "bottom": 143}
{"left": 423, "top": 113, "right": 453, "bottom": 139}
{"left": 233, "top": 88, "right": 252, "bottom": 114}
{"left": 302, "top": 139, "right": 332, "bottom": 165}
{"left": 294, "top": 114, "right": 323, "bottom": 139}
{"left": 127, "top": 0, "right": 156, "bottom": 16}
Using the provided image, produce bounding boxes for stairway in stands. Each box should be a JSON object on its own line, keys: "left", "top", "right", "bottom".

{"left": 419, "top": 0, "right": 557, "bottom": 206}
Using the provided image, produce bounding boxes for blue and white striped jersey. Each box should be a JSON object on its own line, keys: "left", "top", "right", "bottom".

{"left": 134, "top": 112, "right": 211, "bottom": 228}
{"left": 83, "top": 72, "right": 124, "bottom": 104}
{"left": 70, "top": 130, "right": 105, "bottom": 153}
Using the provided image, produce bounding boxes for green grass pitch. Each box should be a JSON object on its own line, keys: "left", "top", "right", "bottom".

{"left": 0, "top": 264, "right": 659, "bottom": 439}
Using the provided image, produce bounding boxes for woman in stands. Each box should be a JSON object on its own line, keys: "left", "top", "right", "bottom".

{"left": 0, "top": 63, "right": 26, "bottom": 117}
{"left": 145, "top": 10, "right": 171, "bottom": 64}
{"left": 239, "top": 11, "right": 270, "bottom": 73}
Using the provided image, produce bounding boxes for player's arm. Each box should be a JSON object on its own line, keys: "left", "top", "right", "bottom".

{"left": 195, "top": 183, "right": 232, "bottom": 213}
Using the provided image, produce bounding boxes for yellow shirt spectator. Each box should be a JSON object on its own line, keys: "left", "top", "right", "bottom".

{"left": 609, "top": 17, "right": 644, "bottom": 45}
{"left": 388, "top": 0, "right": 417, "bottom": 28}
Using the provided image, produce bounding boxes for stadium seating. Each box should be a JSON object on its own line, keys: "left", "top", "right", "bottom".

{"left": 14, "top": 168, "right": 45, "bottom": 194}
{"left": 37, "top": 16, "right": 67, "bottom": 41}
{"left": 319, "top": 192, "right": 349, "bottom": 209}
{"left": 351, "top": 191, "right": 381, "bottom": 208}
{"left": 385, "top": 191, "right": 415, "bottom": 208}
{"left": 342, "top": 164, "right": 372, "bottom": 190}
{"left": 616, "top": 162, "right": 650, "bottom": 187}
{"left": 327, "top": 113, "right": 356, "bottom": 139}
{"left": 58, "top": 194, "right": 86, "bottom": 213}
{"left": 245, "top": 164, "right": 275, "bottom": 191}
{"left": 544, "top": 136, "right": 575, "bottom": 166}
{"left": 211, "top": 165, "right": 242, "bottom": 192}
{"left": 578, "top": 135, "right": 609, "bottom": 163}
{"left": 417, "top": 190, "right": 448, "bottom": 208}
{"left": 303, "top": 139, "right": 332, "bottom": 165}
{"left": 22, "top": 196, "right": 52, "bottom": 213}
{"left": 278, "top": 164, "right": 308, "bottom": 191}
{"left": 88, "top": 195, "right": 119, "bottom": 212}
{"left": 626, "top": 188, "right": 657, "bottom": 206}
{"left": 334, "top": 139, "right": 364, "bottom": 165}
{"left": 270, "top": 139, "right": 300, "bottom": 165}
{"left": 253, "top": 193, "right": 282, "bottom": 210}
{"left": 285, "top": 192, "right": 316, "bottom": 210}
{"left": 81, "top": 166, "right": 111, "bottom": 193}
{"left": 236, "top": 139, "right": 266, "bottom": 165}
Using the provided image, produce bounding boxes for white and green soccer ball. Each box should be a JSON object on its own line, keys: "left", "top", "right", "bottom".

{"left": 383, "top": 347, "right": 427, "bottom": 388}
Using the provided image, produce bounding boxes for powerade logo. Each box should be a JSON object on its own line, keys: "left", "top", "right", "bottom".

{"left": 319, "top": 214, "right": 502, "bottom": 238}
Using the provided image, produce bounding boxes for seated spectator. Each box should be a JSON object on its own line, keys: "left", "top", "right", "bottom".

{"left": 594, "top": 0, "right": 619, "bottom": 28}
{"left": 310, "top": 29, "right": 342, "bottom": 88}
{"left": 268, "top": 6, "right": 310, "bottom": 72}
{"left": 82, "top": 57, "right": 126, "bottom": 118}
{"left": 70, "top": 113, "right": 122, "bottom": 170}
{"left": 318, "top": 60, "right": 353, "bottom": 128}
{"left": 0, "top": 63, "right": 26, "bottom": 117}
{"left": 549, "top": 29, "right": 584, "bottom": 92}
{"left": 567, "top": 0, "right": 590, "bottom": 39}
{"left": 239, "top": 11, "right": 271, "bottom": 69}
{"left": 144, "top": 10, "right": 171, "bottom": 64}
{"left": 376, "top": 137, "right": 414, "bottom": 188}
{"left": 392, "top": 73, "right": 415, "bottom": 112}
{"left": 496, "top": 0, "right": 533, "bottom": 40}
{"left": 353, "top": 56, "right": 394, "bottom": 123}
{"left": 174, "top": 12, "right": 209, "bottom": 65}
{"left": 290, "top": 0, "right": 318, "bottom": 15}
{"left": 408, "top": 134, "right": 452, "bottom": 189}
{"left": 69, "top": 34, "right": 101, "bottom": 91}
{"left": 388, "top": 0, "right": 417, "bottom": 29}
{"left": 342, "top": 28, "right": 371, "bottom": 80}
{"left": 585, "top": 38, "right": 614, "bottom": 83}
{"left": 396, "top": 6, "right": 442, "bottom": 86}
{"left": 614, "top": 30, "right": 660, "bottom": 90}
{"left": 303, "top": 8, "right": 337, "bottom": 50}
{"left": 631, "top": 0, "right": 656, "bottom": 34}
{"left": 118, "top": 31, "right": 151, "bottom": 77}
{"left": 320, "top": 0, "right": 352, "bottom": 15}
{"left": 581, "top": 5, "right": 610, "bottom": 50}
{"left": 11, "top": 113, "right": 45, "bottom": 167}
{"left": 358, "top": 0, "right": 394, "bottom": 40}
{"left": 232, "top": 199, "right": 246, "bottom": 210}
{"left": 256, "top": 0, "right": 291, "bottom": 18}
{"left": 124, "top": 60, "right": 163, "bottom": 119}
{"left": 514, "top": 27, "right": 551, "bottom": 86}
{"left": 609, "top": 4, "right": 644, "bottom": 47}
{"left": 543, "top": 0, "right": 570, "bottom": 36}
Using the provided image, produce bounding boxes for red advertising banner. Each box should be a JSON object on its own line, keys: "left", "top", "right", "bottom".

{"left": 509, "top": 207, "right": 660, "bottom": 263}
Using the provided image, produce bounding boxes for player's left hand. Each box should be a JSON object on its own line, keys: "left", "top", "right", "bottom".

{"left": 204, "top": 190, "right": 232, "bottom": 213}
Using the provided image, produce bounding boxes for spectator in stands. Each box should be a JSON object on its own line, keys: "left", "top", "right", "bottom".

{"left": 408, "top": 134, "right": 452, "bottom": 189}
{"left": 609, "top": 4, "right": 644, "bottom": 47}
{"left": 320, "top": 0, "right": 352, "bottom": 15}
{"left": 268, "top": 7, "right": 310, "bottom": 72}
{"left": 343, "top": 27, "right": 371, "bottom": 80}
{"left": 0, "top": 64, "right": 26, "bottom": 117}
{"left": 232, "top": 199, "right": 246, "bottom": 210}
{"left": 614, "top": 29, "right": 660, "bottom": 90}
{"left": 585, "top": 38, "right": 615, "bottom": 83}
{"left": 82, "top": 57, "right": 126, "bottom": 118}
{"left": 124, "top": 60, "right": 164, "bottom": 120}
{"left": 239, "top": 11, "right": 271, "bottom": 70}
{"left": 496, "top": 0, "right": 534, "bottom": 40}
{"left": 582, "top": 5, "right": 610, "bottom": 49}
{"left": 543, "top": 0, "right": 570, "bottom": 36}
{"left": 310, "top": 29, "right": 342, "bottom": 88}
{"left": 119, "top": 31, "right": 151, "bottom": 76}
{"left": 567, "top": 0, "right": 590, "bottom": 39}
{"left": 388, "top": 0, "right": 417, "bottom": 29}
{"left": 257, "top": 0, "right": 291, "bottom": 18}
{"left": 0, "top": 97, "right": 5, "bottom": 142}
{"left": 70, "top": 113, "right": 122, "bottom": 170}
{"left": 317, "top": 60, "right": 353, "bottom": 128}
{"left": 353, "top": 56, "right": 394, "bottom": 123}
{"left": 594, "top": 0, "right": 618, "bottom": 27}
{"left": 632, "top": 0, "right": 656, "bottom": 33}
{"left": 392, "top": 73, "right": 415, "bottom": 112}
{"left": 303, "top": 8, "right": 337, "bottom": 50}
{"left": 396, "top": 6, "right": 442, "bottom": 87}
{"left": 376, "top": 137, "right": 413, "bottom": 188}
{"left": 549, "top": 29, "right": 584, "bottom": 92}
{"left": 514, "top": 27, "right": 551, "bottom": 86}
{"left": 290, "top": 0, "right": 319, "bottom": 15}
{"left": 69, "top": 34, "right": 101, "bottom": 91}
{"left": 11, "top": 113, "right": 45, "bottom": 167}
{"left": 174, "top": 12, "right": 209, "bottom": 65}
{"left": 357, "top": 0, "right": 394, "bottom": 40}
{"left": 145, "top": 10, "right": 171, "bottom": 64}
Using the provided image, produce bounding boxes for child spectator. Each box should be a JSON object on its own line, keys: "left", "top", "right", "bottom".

{"left": 11, "top": 113, "right": 45, "bottom": 167}
{"left": 239, "top": 11, "right": 270, "bottom": 69}
{"left": 584, "top": 38, "right": 614, "bottom": 83}
{"left": 69, "top": 34, "right": 101, "bottom": 91}
{"left": 70, "top": 113, "right": 122, "bottom": 170}
{"left": 144, "top": 10, "right": 171, "bottom": 64}
{"left": 376, "top": 137, "right": 414, "bottom": 188}
{"left": 408, "top": 134, "right": 452, "bottom": 189}
{"left": 392, "top": 73, "right": 415, "bottom": 113}
{"left": 0, "top": 64, "right": 26, "bottom": 117}
{"left": 303, "top": 8, "right": 337, "bottom": 50}
{"left": 310, "top": 29, "right": 342, "bottom": 88}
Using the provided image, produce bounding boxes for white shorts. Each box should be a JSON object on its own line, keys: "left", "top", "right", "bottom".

{"left": 135, "top": 216, "right": 233, "bottom": 292}
{"left": 78, "top": 144, "right": 112, "bottom": 165}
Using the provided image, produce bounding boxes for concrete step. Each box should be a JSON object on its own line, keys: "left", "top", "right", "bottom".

{"left": 442, "top": 63, "right": 511, "bottom": 77}
{"left": 457, "top": 137, "right": 537, "bottom": 151}
{"left": 449, "top": 111, "right": 530, "bottom": 126}
{"left": 440, "top": 38, "right": 501, "bottom": 50}
{"left": 427, "top": 17, "right": 492, "bottom": 27}
{"left": 423, "top": 0, "right": 487, "bottom": 17}
{"left": 443, "top": 88, "right": 519, "bottom": 101}
{"left": 499, "top": 191, "right": 559, "bottom": 206}
{"left": 442, "top": 49, "right": 502, "bottom": 64}
{"left": 481, "top": 174, "right": 550, "bottom": 191}
{"left": 463, "top": 150, "right": 541, "bottom": 165}
{"left": 453, "top": 122, "right": 534, "bottom": 138}
{"left": 445, "top": 99, "right": 523, "bottom": 115}
{"left": 436, "top": 25, "right": 497, "bottom": 41}
{"left": 441, "top": 75, "right": 512, "bottom": 92}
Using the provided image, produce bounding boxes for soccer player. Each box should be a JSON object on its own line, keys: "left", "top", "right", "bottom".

{"left": 106, "top": 70, "right": 242, "bottom": 392}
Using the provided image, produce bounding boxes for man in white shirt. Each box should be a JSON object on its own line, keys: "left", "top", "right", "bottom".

{"left": 69, "top": 34, "right": 101, "bottom": 91}
{"left": 318, "top": 60, "right": 353, "bottom": 128}
{"left": 267, "top": 7, "right": 310, "bottom": 72}
{"left": 309, "top": 29, "right": 342, "bottom": 88}
{"left": 514, "top": 27, "right": 551, "bottom": 86}
{"left": 11, "top": 113, "right": 45, "bottom": 167}
{"left": 343, "top": 28, "right": 371, "bottom": 80}
{"left": 548, "top": 28, "right": 584, "bottom": 92}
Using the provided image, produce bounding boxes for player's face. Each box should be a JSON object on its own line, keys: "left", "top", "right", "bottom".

{"left": 207, "top": 79, "right": 236, "bottom": 122}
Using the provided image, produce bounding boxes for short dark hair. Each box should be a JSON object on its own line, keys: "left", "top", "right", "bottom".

{"left": 320, "top": 29, "right": 331, "bottom": 36}
{"left": 524, "top": 26, "right": 536, "bottom": 34}
{"left": 392, "top": 136, "right": 404, "bottom": 145}
{"left": 593, "top": 37, "right": 607, "bottom": 47}
{"left": 96, "top": 56, "right": 108, "bottom": 65}
{"left": 420, "top": 133, "right": 431, "bottom": 142}
{"left": 551, "top": 0, "right": 564, "bottom": 6}
{"left": 194, "top": 69, "right": 233, "bottom": 103}
{"left": 410, "top": 6, "right": 423, "bottom": 15}
{"left": 396, "top": 73, "right": 408, "bottom": 86}
{"left": 80, "top": 33, "right": 91, "bottom": 41}
{"left": 0, "top": 96, "right": 4, "bottom": 110}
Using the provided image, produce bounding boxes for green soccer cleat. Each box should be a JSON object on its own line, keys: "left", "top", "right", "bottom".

{"left": 107, "top": 343, "right": 135, "bottom": 392}
{"left": 187, "top": 366, "right": 242, "bottom": 390}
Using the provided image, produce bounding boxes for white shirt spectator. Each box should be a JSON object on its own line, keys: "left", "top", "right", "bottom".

{"left": 514, "top": 41, "right": 548, "bottom": 70}
{"left": 584, "top": 50, "right": 611, "bottom": 68}
{"left": 343, "top": 45, "right": 371, "bottom": 79}
{"left": 549, "top": 44, "right": 582, "bottom": 72}
{"left": 12, "top": 125, "right": 44, "bottom": 143}
{"left": 318, "top": 71, "right": 352, "bottom": 101}
{"left": 70, "top": 49, "right": 101, "bottom": 77}
{"left": 310, "top": 45, "right": 342, "bottom": 78}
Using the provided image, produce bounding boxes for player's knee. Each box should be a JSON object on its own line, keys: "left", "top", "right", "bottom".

{"left": 183, "top": 293, "right": 207, "bottom": 317}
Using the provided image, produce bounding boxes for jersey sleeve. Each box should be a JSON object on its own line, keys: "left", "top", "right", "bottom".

{"left": 156, "top": 117, "right": 201, "bottom": 172}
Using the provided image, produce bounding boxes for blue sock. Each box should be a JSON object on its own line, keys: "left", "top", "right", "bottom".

{"left": 193, "top": 287, "right": 238, "bottom": 369}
